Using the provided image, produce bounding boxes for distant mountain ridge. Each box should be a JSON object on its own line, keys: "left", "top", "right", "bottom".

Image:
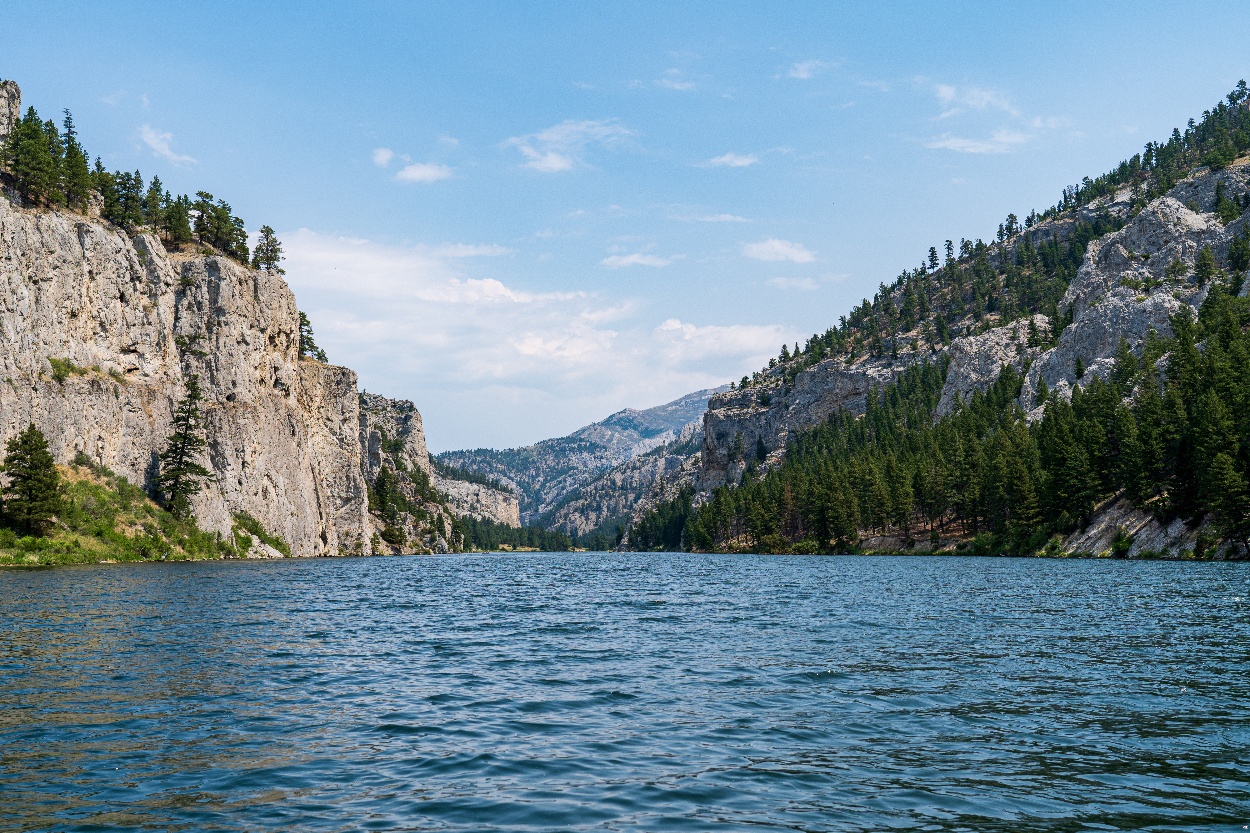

{"left": 437, "top": 387, "right": 726, "bottom": 525}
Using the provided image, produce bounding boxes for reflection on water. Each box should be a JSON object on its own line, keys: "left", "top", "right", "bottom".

{"left": 1, "top": 555, "right": 1247, "bottom": 832}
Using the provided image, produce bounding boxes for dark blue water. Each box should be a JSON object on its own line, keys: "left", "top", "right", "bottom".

{"left": 1, "top": 555, "right": 1247, "bottom": 832}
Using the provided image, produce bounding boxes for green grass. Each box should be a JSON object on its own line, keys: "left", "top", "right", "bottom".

{"left": 0, "top": 461, "right": 233, "bottom": 567}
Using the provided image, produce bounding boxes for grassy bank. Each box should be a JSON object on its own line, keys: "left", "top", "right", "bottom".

{"left": 0, "top": 462, "right": 242, "bottom": 567}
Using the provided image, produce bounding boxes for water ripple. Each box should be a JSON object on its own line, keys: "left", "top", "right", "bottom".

{"left": 1, "top": 554, "right": 1248, "bottom": 831}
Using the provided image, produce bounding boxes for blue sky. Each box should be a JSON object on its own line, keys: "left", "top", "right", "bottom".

{"left": 5, "top": 1, "right": 1249, "bottom": 450}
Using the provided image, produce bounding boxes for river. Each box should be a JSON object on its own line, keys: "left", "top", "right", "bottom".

{"left": 1, "top": 554, "right": 1247, "bottom": 831}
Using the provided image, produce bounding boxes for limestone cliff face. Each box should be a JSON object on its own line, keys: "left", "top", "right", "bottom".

{"left": 0, "top": 80, "right": 19, "bottom": 142}
{"left": 935, "top": 315, "right": 1048, "bottom": 418}
{"left": 544, "top": 421, "right": 701, "bottom": 538}
{"left": 701, "top": 355, "right": 908, "bottom": 489}
{"left": 433, "top": 476, "right": 520, "bottom": 527}
{"left": 1019, "top": 165, "right": 1250, "bottom": 413}
{"left": 0, "top": 193, "right": 374, "bottom": 556}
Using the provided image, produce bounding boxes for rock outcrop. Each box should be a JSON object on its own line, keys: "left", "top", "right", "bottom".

{"left": 440, "top": 387, "right": 724, "bottom": 524}
{"left": 432, "top": 476, "right": 520, "bottom": 527}
{"left": 701, "top": 355, "right": 908, "bottom": 488}
{"left": 0, "top": 80, "right": 19, "bottom": 142}
{"left": 0, "top": 195, "right": 372, "bottom": 556}
{"left": 935, "top": 315, "right": 1048, "bottom": 417}
{"left": 1021, "top": 164, "right": 1250, "bottom": 414}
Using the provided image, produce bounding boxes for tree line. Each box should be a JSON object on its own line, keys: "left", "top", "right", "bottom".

{"left": 1, "top": 102, "right": 291, "bottom": 274}
{"left": 632, "top": 278, "right": 1250, "bottom": 556}
{"left": 739, "top": 83, "right": 1250, "bottom": 395}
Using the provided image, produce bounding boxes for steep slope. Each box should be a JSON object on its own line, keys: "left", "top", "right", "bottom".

{"left": 629, "top": 84, "right": 1250, "bottom": 558}
{"left": 0, "top": 193, "right": 372, "bottom": 556}
{"left": 438, "top": 386, "right": 724, "bottom": 524}
{"left": 0, "top": 78, "right": 481, "bottom": 558}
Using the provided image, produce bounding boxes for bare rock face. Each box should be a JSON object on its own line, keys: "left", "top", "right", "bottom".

{"left": 357, "top": 392, "right": 459, "bottom": 552}
{"left": 433, "top": 476, "right": 520, "bottom": 527}
{"left": 1020, "top": 289, "right": 1184, "bottom": 413}
{"left": 936, "top": 315, "right": 1048, "bottom": 418}
{"left": 0, "top": 196, "right": 372, "bottom": 556}
{"left": 0, "top": 80, "right": 19, "bottom": 142}
{"left": 701, "top": 355, "right": 904, "bottom": 488}
{"left": 546, "top": 421, "right": 700, "bottom": 538}
{"left": 1021, "top": 162, "right": 1250, "bottom": 416}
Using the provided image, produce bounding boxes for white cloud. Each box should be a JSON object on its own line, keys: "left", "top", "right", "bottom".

{"left": 372, "top": 147, "right": 395, "bottom": 166}
{"left": 139, "top": 125, "right": 196, "bottom": 165}
{"left": 743, "top": 238, "right": 816, "bottom": 263}
{"left": 280, "top": 229, "right": 798, "bottom": 450}
{"left": 703, "top": 152, "right": 758, "bottom": 168}
{"left": 787, "top": 60, "right": 835, "bottom": 80}
{"left": 933, "top": 83, "right": 1018, "bottom": 119}
{"left": 655, "top": 69, "right": 696, "bottom": 91}
{"left": 601, "top": 253, "right": 672, "bottom": 268}
{"left": 672, "top": 212, "right": 749, "bottom": 223}
{"left": 926, "top": 129, "right": 1030, "bottom": 154}
{"left": 422, "top": 243, "right": 512, "bottom": 258}
{"left": 767, "top": 277, "right": 819, "bottom": 291}
{"left": 503, "top": 119, "right": 634, "bottom": 172}
{"left": 654, "top": 319, "right": 792, "bottom": 362}
{"left": 395, "top": 162, "right": 454, "bottom": 183}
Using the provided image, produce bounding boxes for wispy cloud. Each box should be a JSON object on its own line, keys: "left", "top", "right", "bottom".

{"left": 702, "top": 152, "right": 758, "bottom": 168}
{"left": 601, "top": 253, "right": 672, "bottom": 268}
{"left": 933, "top": 83, "right": 1019, "bottom": 119}
{"left": 673, "top": 212, "right": 750, "bottom": 223}
{"left": 767, "top": 276, "right": 819, "bottom": 291}
{"left": 743, "top": 239, "right": 815, "bottom": 263}
{"left": 139, "top": 125, "right": 196, "bottom": 165}
{"left": 654, "top": 68, "right": 697, "bottom": 91}
{"left": 281, "top": 229, "right": 798, "bottom": 450}
{"left": 926, "top": 129, "right": 1030, "bottom": 154}
{"left": 787, "top": 59, "right": 837, "bottom": 80}
{"left": 372, "top": 147, "right": 395, "bottom": 166}
{"left": 395, "top": 162, "right": 454, "bottom": 183}
{"left": 503, "top": 119, "right": 634, "bottom": 173}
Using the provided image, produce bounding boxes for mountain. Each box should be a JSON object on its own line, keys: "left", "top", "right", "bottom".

{"left": 0, "top": 78, "right": 480, "bottom": 557}
{"left": 630, "top": 83, "right": 1250, "bottom": 559}
{"left": 437, "top": 386, "right": 726, "bottom": 527}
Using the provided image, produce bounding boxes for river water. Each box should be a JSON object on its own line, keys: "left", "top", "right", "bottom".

{"left": 0, "top": 554, "right": 1247, "bottom": 832}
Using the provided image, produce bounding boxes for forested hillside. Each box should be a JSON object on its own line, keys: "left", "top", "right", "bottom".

{"left": 630, "top": 82, "right": 1250, "bottom": 558}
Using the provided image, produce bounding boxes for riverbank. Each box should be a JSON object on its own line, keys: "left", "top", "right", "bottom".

{"left": 0, "top": 462, "right": 286, "bottom": 567}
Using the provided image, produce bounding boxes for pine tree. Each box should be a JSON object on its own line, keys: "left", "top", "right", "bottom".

{"left": 60, "top": 111, "right": 92, "bottom": 211}
{"left": 1194, "top": 245, "right": 1218, "bottom": 286}
{"left": 298, "top": 311, "right": 328, "bottom": 362}
{"left": 158, "top": 377, "right": 212, "bottom": 520}
{"left": 1208, "top": 453, "right": 1250, "bottom": 549}
{"left": 2, "top": 424, "right": 62, "bottom": 536}
{"left": 165, "top": 194, "right": 194, "bottom": 245}
{"left": 3, "top": 106, "right": 58, "bottom": 204}
{"left": 251, "top": 225, "right": 285, "bottom": 273}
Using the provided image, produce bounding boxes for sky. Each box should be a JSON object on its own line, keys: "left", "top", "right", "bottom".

{"left": 4, "top": 1, "right": 1249, "bottom": 451}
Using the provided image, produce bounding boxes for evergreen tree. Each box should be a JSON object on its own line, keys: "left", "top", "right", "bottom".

{"left": 251, "top": 225, "right": 285, "bottom": 272}
{"left": 3, "top": 106, "right": 59, "bottom": 204}
{"left": 1208, "top": 453, "right": 1250, "bottom": 549}
{"left": 298, "top": 311, "right": 328, "bottom": 362}
{"left": 157, "top": 376, "right": 212, "bottom": 520}
{"left": 164, "top": 194, "right": 194, "bottom": 245}
{"left": 2, "top": 424, "right": 62, "bottom": 535}
{"left": 60, "top": 111, "right": 92, "bottom": 211}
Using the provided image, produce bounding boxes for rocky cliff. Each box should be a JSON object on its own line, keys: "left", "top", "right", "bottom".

{"left": 439, "top": 387, "right": 724, "bottom": 525}
{"left": 0, "top": 194, "right": 373, "bottom": 556}
{"left": 0, "top": 80, "right": 19, "bottom": 142}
